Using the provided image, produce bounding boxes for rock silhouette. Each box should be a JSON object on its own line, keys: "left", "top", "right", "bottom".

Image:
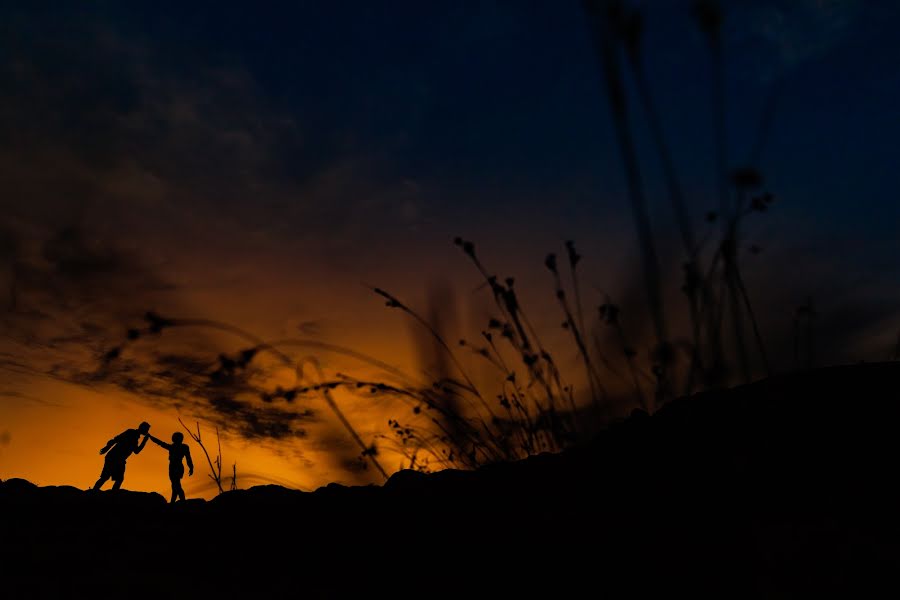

{"left": 3, "top": 362, "right": 900, "bottom": 597}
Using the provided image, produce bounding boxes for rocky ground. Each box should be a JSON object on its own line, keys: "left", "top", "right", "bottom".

{"left": 3, "top": 362, "right": 900, "bottom": 598}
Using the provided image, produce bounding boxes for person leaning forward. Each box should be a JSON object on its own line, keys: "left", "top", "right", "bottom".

{"left": 91, "top": 421, "right": 151, "bottom": 491}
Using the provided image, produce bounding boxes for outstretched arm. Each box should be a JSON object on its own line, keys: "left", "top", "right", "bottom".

{"left": 99, "top": 438, "right": 114, "bottom": 455}
{"left": 185, "top": 446, "right": 194, "bottom": 476}
{"left": 147, "top": 435, "right": 171, "bottom": 450}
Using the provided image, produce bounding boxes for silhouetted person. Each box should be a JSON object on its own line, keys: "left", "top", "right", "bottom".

{"left": 92, "top": 421, "right": 151, "bottom": 491}
{"left": 148, "top": 431, "right": 194, "bottom": 503}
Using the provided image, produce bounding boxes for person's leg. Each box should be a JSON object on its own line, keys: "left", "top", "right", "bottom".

{"left": 170, "top": 474, "right": 185, "bottom": 502}
{"left": 169, "top": 465, "right": 185, "bottom": 502}
{"left": 92, "top": 461, "right": 113, "bottom": 490}
{"left": 110, "top": 461, "right": 125, "bottom": 490}
{"left": 92, "top": 473, "right": 109, "bottom": 490}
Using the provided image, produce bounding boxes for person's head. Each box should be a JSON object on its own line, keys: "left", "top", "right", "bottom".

{"left": 138, "top": 421, "right": 150, "bottom": 434}
{"left": 172, "top": 432, "right": 184, "bottom": 444}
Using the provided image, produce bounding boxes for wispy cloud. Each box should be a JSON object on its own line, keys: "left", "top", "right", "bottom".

{"left": 727, "top": 0, "right": 862, "bottom": 81}
{"left": 0, "top": 12, "right": 420, "bottom": 457}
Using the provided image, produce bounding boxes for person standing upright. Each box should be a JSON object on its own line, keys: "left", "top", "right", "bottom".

{"left": 147, "top": 431, "right": 194, "bottom": 503}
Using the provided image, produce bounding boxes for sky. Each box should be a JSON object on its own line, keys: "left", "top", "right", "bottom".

{"left": 2, "top": 0, "right": 899, "bottom": 499}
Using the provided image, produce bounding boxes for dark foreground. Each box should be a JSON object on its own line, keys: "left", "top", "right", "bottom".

{"left": 3, "top": 362, "right": 900, "bottom": 598}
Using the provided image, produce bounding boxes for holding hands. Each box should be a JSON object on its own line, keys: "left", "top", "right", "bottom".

{"left": 91, "top": 421, "right": 152, "bottom": 491}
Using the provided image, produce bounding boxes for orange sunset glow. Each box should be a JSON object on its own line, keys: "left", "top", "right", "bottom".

{"left": 3, "top": 1, "right": 899, "bottom": 506}
{"left": 6, "top": 2, "right": 900, "bottom": 597}
{"left": 1, "top": 226, "right": 642, "bottom": 498}
{"left": 1, "top": 193, "right": 643, "bottom": 493}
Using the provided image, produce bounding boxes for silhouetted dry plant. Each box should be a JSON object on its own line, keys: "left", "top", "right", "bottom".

{"left": 583, "top": 0, "right": 776, "bottom": 395}
{"left": 178, "top": 418, "right": 228, "bottom": 494}
{"left": 95, "top": 0, "right": 786, "bottom": 481}
{"left": 366, "top": 0, "right": 784, "bottom": 470}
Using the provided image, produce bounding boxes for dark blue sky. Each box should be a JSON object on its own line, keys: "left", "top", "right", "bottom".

{"left": 2, "top": 0, "right": 899, "bottom": 376}
{"left": 83, "top": 0, "right": 899, "bottom": 221}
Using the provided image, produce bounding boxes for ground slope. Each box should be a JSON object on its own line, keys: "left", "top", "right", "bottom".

{"left": 3, "top": 362, "right": 899, "bottom": 598}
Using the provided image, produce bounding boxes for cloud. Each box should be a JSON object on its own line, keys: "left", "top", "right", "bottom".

{"left": 0, "top": 389, "right": 63, "bottom": 407}
{"left": 49, "top": 332, "right": 319, "bottom": 444}
{"left": 0, "top": 8, "right": 429, "bottom": 254}
{"left": 0, "top": 5, "right": 428, "bottom": 407}
{"left": 726, "top": 0, "right": 862, "bottom": 82}
{"left": 0, "top": 223, "right": 177, "bottom": 368}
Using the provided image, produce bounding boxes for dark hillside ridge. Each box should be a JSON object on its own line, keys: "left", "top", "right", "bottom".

{"left": 3, "top": 362, "right": 900, "bottom": 597}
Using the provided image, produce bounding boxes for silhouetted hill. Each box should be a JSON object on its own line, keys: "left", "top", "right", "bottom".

{"left": 3, "top": 362, "right": 900, "bottom": 598}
